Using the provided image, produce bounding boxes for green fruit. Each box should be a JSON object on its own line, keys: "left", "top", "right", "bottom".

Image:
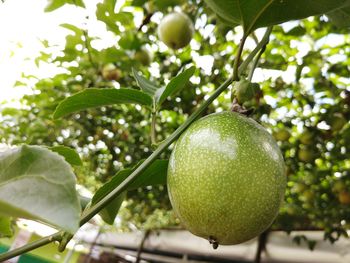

{"left": 332, "top": 181, "right": 346, "bottom": 193}
{"left": 101, "top": 63, "right": 121, "bottom": 81}
{"left": 158, "top": 12, "right": 194, "bottom": 49}
{"left": 167, "top": 112, "right": 286, "bottom": 246}
{"left": 134, "top": 49, "right": 152, "bottom": 66}
{"left": 273, "top": 129, "right": 291, "bottom": 142}
{"left": 234, "top": 79, "right": 250, "bottom": 103}
{"left": 299, "top": 190, "right": 314, "bottom": 203}
{"left": 299, "top": 130, "right": 313, "bottom": 145}
{"left": 338, "top": 191, "right": 350, "bottom": 205}
{"left": 298, "top": 147, "right": 314, "bottom": 163}
{"left": 330, "top": 114, "right": 347, "bottom": 132}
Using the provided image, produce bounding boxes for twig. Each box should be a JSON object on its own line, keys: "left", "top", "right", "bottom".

{"left": 138, "top": 13, "right": 154, "bottom": 31}
{"left": 135, "top": 230, "right": 150, "bottom": 263}
{"left": 238, "top": 27, "right": 273, "bottom": 76}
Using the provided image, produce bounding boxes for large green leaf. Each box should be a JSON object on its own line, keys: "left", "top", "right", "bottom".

{"left": 50, "top": 146, "right": 82, "bottom": 166}
{"left": 327, "top": 6, "right": 350, "bottom": 28}
{"left": 45, "top": 0, "right": 85, "bottom": 12}
{"left": 53, "top": 88, "right": 153, "bottom": 119}
{"left": 0, "top": 145, "right": 80, "bottom": 233}
{"left": 204, "top": 0, "right": 350, "bottom": 33}
{"left": 0, "top": 216, "right": 13, "bottom": 238}
{"left": 156, "top": 66, "right": 195, "bottom": 107}
{"left": 92, "top": 160, "right": 168, "bottom": 224}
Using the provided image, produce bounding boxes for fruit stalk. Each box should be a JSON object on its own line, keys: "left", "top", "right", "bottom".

{"left": 233, "top": 35, "right": 248, "bottom": 81}
{"left": 238, "top": 27, "right": 273, "bottom": 76}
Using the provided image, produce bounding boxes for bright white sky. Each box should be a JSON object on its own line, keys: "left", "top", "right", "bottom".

{"left": 0, "top": 0, "right": 102, "bottom": 103}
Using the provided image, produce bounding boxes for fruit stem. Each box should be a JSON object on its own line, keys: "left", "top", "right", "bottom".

{"left": 233, "top": 34, "right": 248, "bottom": 81}
{"left": 238, "top": 26, "right": 273, "bottom": 77}
{"left": 248, "top": 44, "right": 266, "bottom": 81}
{"left": 81, "top": 22, "right": 99, "bottom": 76}
{"left": 151, "top": 108, "right": 157, "bottom": 145}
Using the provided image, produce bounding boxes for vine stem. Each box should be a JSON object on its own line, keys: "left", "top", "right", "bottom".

{"left": 0, "top": 232, "right": 63, "bottom": 261}
{"left": 79, "top": 75, "right": 234, "bottom": 225}
{"left": 233, "top": 34, "right": 248, "bottom": 81}
{"left": 238, "top": 26, "right": 273, "bottom": 77}
{"left": 150, "top": 101, "right": 157, "bottom": 145}
{"left": 248, "top": 44, "right": 266, "bottom": 82}
{"left": 0, "top": 27, "right": 264, "bottom": 261}
{"left": 151, "top": 112, "right": 157, "bottom": 145}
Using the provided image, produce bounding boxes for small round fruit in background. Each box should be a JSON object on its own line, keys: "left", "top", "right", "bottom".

{"left": 158, "top": 12, "right": 194, "bottom": 49}
{"left": 101, "top": 63, "right": 121, "bottom": 81}
{"left": 338, "top": 191, "right": 350, "bottom": 205}
{"left": 134, "top": 48, "right": 152, "bottom": 66}
{"left": 273, "top": 129, "right": 291, "bottom": 142}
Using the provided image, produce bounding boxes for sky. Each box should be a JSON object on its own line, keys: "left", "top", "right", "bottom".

{"left": 0, "top": 0, "right": 100, "bottom": 104}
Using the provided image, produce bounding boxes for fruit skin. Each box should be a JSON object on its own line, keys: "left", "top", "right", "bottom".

{"left": 167, "top": 112, "right": 286, "bottom": 245}
{"left": 101, "top": 63, "right": 121, "bottom": 81}
{"left": 158, "top": 12, "right": 194, "bottom": 49}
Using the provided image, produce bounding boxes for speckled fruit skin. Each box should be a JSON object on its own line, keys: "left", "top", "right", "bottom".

{"left": 158, "top": 12, "right": 194, "bottom": 49}
{"left": 167, "top": 112, "right": 286, "bottom": 245}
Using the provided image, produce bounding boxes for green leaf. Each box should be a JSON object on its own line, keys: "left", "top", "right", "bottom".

{"left": 53, "top": 88, "right": 153, "bottom": 119}
{"left": 157, "top": 66, "right": 195, "bottom": 107}
{"left": 0, "top": 216, "right": 14, "bottom": 238}
{"left": 50, "top": 146, "right": 82, "bottom": 166}
{"left": 98, "top": 192, "right": 126, "bottom": 225}
{"left": 327, "top": 6, "right": 350, "bottom": 28}
{"left": 45, "top": 0, "right": 85, "bottom": 12}
{"left": 132, "top": 69, "right": 159, "bottom": 97}
{"left": 204, "top": 0, "right": 350, "bottom": 33}
{"left": 92, "top": 159, "right": 168, "bottom": 224}
{"left": 96, "top": 0, "right": 134, "bottom": 33}
{"left": 0, "top": 145, "right": 81, "bottom": 233}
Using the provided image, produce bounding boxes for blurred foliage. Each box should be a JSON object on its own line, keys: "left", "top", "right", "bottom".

{"left": 1, "top": 0, "right": 350, "bottom": 246}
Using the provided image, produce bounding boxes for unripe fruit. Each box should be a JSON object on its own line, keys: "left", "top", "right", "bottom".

{"left": 330, "top": 113, "right": 347, "bottom": 132}
{"left": 134, "top": 49, "right": 152, "bottom": 66}
{"left": 299, "top": 130, "right": 313, "bottom": 145}
{"left": 273, "top": 129, "right": 291, "bottom": 142}
{"left": 338, "top": 191, "right": 350, "bottom": 205}
{"left": 298, "top": 147, "right": 314, "bottom": 163}
{"left": 167, "top": 112, "right": 286, "bottom": 246}
{"left": 158, "top": 12, "right": 194, "bottom": 49}
{"left": 332, "top": 181, "right": 346, "bottom": 193}
{"left": 234, "top": 80, "right": 261, "bottom": 105}
{"left": 101, "top": 63, "right": 121, "bottom": 81}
